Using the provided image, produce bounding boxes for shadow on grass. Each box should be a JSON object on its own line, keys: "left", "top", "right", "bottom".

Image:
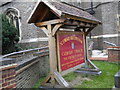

{"left": 32, "top": 61, "right": 118, "bottom": 88}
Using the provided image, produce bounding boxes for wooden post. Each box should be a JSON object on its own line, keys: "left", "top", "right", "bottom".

{"left": 83, "top": 29, "right": 100, "bottom": 70}
{"left": 39, "top": 23, "right": 69, "bottom": 88}
{"left": 47, "top": 24, "right": 57, "bottom": 87}
{"left": 83, "top": 29, "right": 88, "bottom": 68}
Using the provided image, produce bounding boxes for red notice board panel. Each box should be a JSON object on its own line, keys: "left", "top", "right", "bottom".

{"left": 57, "top": 31, "right": 85, "bottom": 72}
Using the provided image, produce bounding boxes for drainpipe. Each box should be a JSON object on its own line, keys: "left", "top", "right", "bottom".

{"left": 89, "top": 0, "right": 95, "bottom": 39}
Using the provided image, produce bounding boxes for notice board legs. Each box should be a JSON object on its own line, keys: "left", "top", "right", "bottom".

{"left": 40, "top": 72, "right": 69, "bottom": 88}
{"left": 75, "top": 59, "right": 102, "bottom": 75}
{"left": 54, "top": 72, "right": 69, "bottom": 87}
{"left": 40, "top": 25, "right": 69, "bottom": 88}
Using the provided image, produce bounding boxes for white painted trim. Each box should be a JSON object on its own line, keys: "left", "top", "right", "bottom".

{"left": 19, "top": 37, "right": 48, "bottom": 43}
{"left": 0, "top": 64, "right": 17, "bottom": 70}
{"left": 107, "top": 48, "right": 120, "bottom": 50}
{"left": 91, "top": 34, "right": 119, "bottom": 39}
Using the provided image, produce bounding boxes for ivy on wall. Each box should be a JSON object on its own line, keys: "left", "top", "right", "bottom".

{"left": 0, "top": 14, "right": 19, "bottom": 54}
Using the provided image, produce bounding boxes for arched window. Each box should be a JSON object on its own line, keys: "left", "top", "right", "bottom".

{"left": 4, "top": 7, "right": 22, "bottom": 40}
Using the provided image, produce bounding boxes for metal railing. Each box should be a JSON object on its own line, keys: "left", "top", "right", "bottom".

{"left": 1, "top": 46, "right": 49, "bottom": 66}
{"left": 104, "top": 41, "right": 117, "bottom": 46}
{"left": 2, "top": 46, "right": 49, "bottom": 58}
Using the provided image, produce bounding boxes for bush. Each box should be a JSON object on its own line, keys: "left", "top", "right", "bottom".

{"left": 0, "top": 14, "right": 19, "bottom": 54}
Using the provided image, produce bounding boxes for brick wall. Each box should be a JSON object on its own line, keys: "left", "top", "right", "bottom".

{"left": 0, "top": 64, "right": 17, "bottom": 89}
{"left": 108, "top": 47, "right": 120, "bottom": 62}
{"left": 1, "top": 55, "right": 49, "bottom": 89}
{"left": 16, "top": 62, "right": 40, "bottom": 88}
{"left": 1, "top": 47, "right": 49, "bottom": 88}
{"left": 16, "top": 55, "right": 49, "bottom": 88}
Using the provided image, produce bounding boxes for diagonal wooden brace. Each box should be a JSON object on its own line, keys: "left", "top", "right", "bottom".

{"left": 54, "top": 72, "right": 69, "bottom": 88}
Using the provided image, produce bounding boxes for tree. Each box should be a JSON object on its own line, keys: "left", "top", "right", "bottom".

{"left": 0, "top": 14, "right": 19, "bottom": 54}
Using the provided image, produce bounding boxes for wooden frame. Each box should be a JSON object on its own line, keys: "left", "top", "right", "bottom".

{"left": 35, "top": 19, "right": 65, "bottom": 27}
{"left": 36, "top": 23, "right": 70, "bottom": 88}
{"left": 28, "top": 1, "right": 101, "bottom": 88}
{"left": 56, "top": 31, "right": 86, "bottom": 75}
{"left": 31, "top": 20, "right": 100, "bottom": 88}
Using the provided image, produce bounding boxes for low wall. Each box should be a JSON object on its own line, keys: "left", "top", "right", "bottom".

{"left": 1, "top": 47, "right": 49, "bottom": 88}
{"left": 16, "top": 55, "right": 49, "bottom": 88}
{"left": 0, "top": 58, "right": 17, "bottom": 89}
{"left": 108, "top": 47, "right": 120, "bottom": 62}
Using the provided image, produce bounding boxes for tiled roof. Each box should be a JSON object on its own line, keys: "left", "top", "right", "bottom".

{"left": 50, "top": 2, "right": 101, "bottom": 23}
{"left": 28, "top": 1, "right": 101, "bottom": 24}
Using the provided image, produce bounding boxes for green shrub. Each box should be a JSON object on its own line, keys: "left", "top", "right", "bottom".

{"left": 0, "top": 14, "right": 19, "bottom": 54}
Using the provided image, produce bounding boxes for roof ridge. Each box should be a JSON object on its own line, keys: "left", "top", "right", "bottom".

{"left": 28, "top": 1, "right": 101, "bottom": 24}
{"left": 61, "top": 2, "right": 85, "bottom": 11}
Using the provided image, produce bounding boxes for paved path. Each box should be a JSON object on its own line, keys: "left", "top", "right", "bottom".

{"left": 90, "top": 57, "right": 108, "bottom": 61}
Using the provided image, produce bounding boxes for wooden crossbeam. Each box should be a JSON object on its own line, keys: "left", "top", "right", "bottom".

{"left": 40, "top": 24, "right": 62, "bottom": 36}
{"left": 40, "top": 27, "right": 48, "bottom": 36}
{"left": 52, "top": 24, "right": 62, "bottom": 36}
{"left": 35, "top": 19, "right": 65, "bottom": 27}
{"left": 77, "top": 68, "right": 99, "bottom": 72}
{"left": 61, "top": 25, "right": 77, "bottom": 29}
{"left": 86, "top": 26, "right": 96, "bottom": 35}
{"left": 64, "top": 21, "right": 95, "bottom": 28}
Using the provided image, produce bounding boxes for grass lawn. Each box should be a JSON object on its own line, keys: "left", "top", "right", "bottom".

{"left": 74, "top": 61, "right": 118, "bottom": 88}
{"left": 33, "top": 61, "right": 118, "bottom": 88}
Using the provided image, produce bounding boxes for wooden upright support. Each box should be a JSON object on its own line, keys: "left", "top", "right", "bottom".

{"left": 37, "top": 20, "right": 69, "bottom": 88}
{"left": 28, "top": 1, "right": 101, "bottom": 88}
{"left": 77, "top": 29, "right": 100, "bottom": 72}
{"left": 48, "top": 24, "right": 56, "bottom": 86}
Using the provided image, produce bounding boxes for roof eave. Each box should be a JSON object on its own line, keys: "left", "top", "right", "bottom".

{"left": 43, "top": 1, "right": 62, "bottom": 17}
{"left": 27, "top": 0, "right": 40, "bottom": 23}
{"left": 62, "top": 13, "right": 101, "bottom": 25}
{"left": 27, "top": 0, "right": 62, "bottom": 23}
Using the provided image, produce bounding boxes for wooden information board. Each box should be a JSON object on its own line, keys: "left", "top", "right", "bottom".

{"left": 57, "top": 31, "right": 85, "bottom": 72}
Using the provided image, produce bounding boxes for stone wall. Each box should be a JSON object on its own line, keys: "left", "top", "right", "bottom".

{"left": 0, "top": 0, "right": 48, "bottom": 50}
{"left": 1, "top": 0, "right": 119, "bottom": 51}
{"left": 92, "top": 2, "right": 119, "bottom": 49}
{"left": 79, "top": 1, "right": 119, "bottom": 49}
